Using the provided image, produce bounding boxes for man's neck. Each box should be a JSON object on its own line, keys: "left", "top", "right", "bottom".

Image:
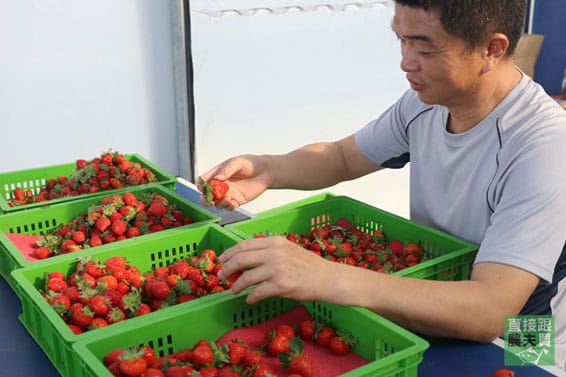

{"left": 446, "top": 63, "right": 522, "bottom": 134}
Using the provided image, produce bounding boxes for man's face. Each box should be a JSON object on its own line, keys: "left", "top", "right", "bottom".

{"left": 392, "top": 4, "right": 485, "bottom": 107}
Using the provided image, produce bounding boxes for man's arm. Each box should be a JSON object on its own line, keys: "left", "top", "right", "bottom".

{"left": 266, "top": 134, "right": 382, "bottom": 190}
{"left": 323, "top": 261, "right": 540, "bottom": 342}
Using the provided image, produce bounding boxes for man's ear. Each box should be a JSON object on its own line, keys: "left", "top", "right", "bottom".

{"left": 481, "top": 33, "right": 510, "bottom": 73}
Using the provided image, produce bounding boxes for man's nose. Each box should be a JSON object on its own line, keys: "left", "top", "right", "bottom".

{"left": 400, "top": 49, "right": 419, "bottom": 72}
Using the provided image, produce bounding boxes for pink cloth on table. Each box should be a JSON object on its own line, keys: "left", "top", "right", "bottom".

{"left": 4, "top": 233, "right": 41, "bottom": 261}
{"left": 216, "top": 305, "right": 368, "bottom": 377}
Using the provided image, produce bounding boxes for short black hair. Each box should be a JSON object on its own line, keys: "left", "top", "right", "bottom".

{"left": 394, "top": 0, "right": 527, "bottom": 55}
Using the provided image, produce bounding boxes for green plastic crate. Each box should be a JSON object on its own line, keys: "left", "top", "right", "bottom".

{"left": 0, "top": 153, "right": 177, "bottom": 214}
{"left": 255, "top": 192, "right": 338, "bottom": 217}
{"left": 225, "top": 195, "right": 478, "bottom": 281}
{"left": 10, "top": 223, "right": 242, "bottom": 377}
{"left": 0, "top": 184, "right": 220, "bottom": 291}
{"left": 72, "top": 293, "right": 429, "bottom": 377}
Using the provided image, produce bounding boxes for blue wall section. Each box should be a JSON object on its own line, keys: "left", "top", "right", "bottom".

{"left": 533, "top": 0, "right": 566, "bottom": 96}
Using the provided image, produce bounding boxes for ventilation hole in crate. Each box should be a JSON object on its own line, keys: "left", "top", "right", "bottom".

{"left": 166, "top": 334, "right": 174, "bottom": 355}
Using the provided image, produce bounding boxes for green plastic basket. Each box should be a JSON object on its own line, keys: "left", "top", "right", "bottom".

{"left": 10, "top": 223, "right": 242, "bottom": 377}
{"left": 225, "top": 195, "right": 478, "bottom": 281}
{"left": 72, "top": 293, "right": 429, "bottom": 377}
{"left": 255, "top": 192, "right": 338, "bottom": 217}
{"left": 0, "top": 153, "right": 177, "bottom": 214}
{"left": 0, "top": 184, "right": 220, "bottom": 292}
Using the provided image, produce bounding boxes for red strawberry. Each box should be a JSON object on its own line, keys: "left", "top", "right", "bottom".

{"left": 13, "top": 187, "right": 26, "bottom": 201}
{"left": 72, "top": 231, "right": 86, "bottom": 244}
{"left": 328, "top": 332, "right": 357, "bottom": 355}
{"left": 242, "top": 350, "right": 263, "bottom": 369}
{"left": 227, "top": 339, "right": 248, "bottom": 365}
{"left": 267, "top": 334, "right": 290, "bottom": 356}
{"left": 315, "top": 326, "right": 335, "bottom": 347}
{"left": 388, "top": 239, "right": 405, "bottom": 257}
{"left": 71, "top": 306, "right": 94, "bottom": 328}
{"left": 141, "top": 368, "right": 165, "bottom": 377}
{"left": 210, "top": 179, "right": 229, "bottom": 201}
{"left": 103, "top": 349, "right": 125, "bottom": 366}
{"left": 148, "top": 200, "right": 169, "bottom": 217}
{"left": 200, "top": 177, "right": 229, "bottom": 205}
{"left": 95, "top": 217, "right": 112, "bottom": 232}
{"left": 150, "top": 281, "right": 171, "bottom": 300}
{"left": 288, "top": 354, "right": 313, "bottom": 377}
{"left": 89, "top": 295, "right": 110, "bottom": 316}
{"left": 35, "top": 246, "right": 52, "bottom": 259}
{"left": 111, "top": 219, "right": 127, "bottom": 236}
{"left": 106, "top": 307, "right": 126, "bottom": 324}
{"left": 276, "top": 324, "right": 296, "bottom": 340}
{"left": 279, "top": 338, "right": 313, "bottom": 377}
{"left": 119, "top": 350, "right": 148, "bottom": 377}
{"left": 192, "top": 342, "right": 214, "bottom": 368}
{"left": 252, "top": 364, "right": 276, "bottom": 377}
{"left": 492, "top": 369, "right": 515, "bottom": 377}
{"left": 139, "top": 346, "right": 156, "bottom": 366}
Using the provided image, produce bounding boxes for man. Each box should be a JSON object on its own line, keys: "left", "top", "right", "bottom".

{"left": 198, "top": 0, "right": 566, "bottom": 368}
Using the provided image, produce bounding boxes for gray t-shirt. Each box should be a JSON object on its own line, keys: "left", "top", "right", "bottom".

{"left": 355, "top": 73, "right": 566, "bottom": 368}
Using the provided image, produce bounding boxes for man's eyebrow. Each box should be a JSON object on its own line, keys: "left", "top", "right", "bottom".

{"left": 390, "top": 22, "right": 433, "bottom": 43}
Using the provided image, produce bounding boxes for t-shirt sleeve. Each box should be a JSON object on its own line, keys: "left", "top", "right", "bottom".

{"left": 354, "top": 89, "right": 425, "bottom": 168}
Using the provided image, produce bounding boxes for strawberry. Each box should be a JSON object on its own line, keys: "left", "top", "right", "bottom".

{"left": 150, "top": 280, "right": 171, "bottom": 300}
{"left": 72, "top": 231, "right": 86, "bottom": 244}
{"left": 89, "top": 295, "right": 110, "bottom": 316}
{"left": 106, "top": 307, "right": 126, "bottom": 324}
{"left": 492, "top": 369, "right": 515, "bottom": 377}
{"left": 252, "top": 364, "right": 276, "bottom": 377}
{"left": 328, "top": 332, "right": 358, "bottom": 355}
{"left": 148, "top": 200, "right": 169, "bottom": 217}
{"left": 141, "top": 368, "right": 165, "bottom": 377}
{"left": 95, "top": 217, "right": 112, "bottom": 232}
{"left": 49, "top": 294, "right": 71, "bottom": 315}
{"left": 298, "top": 319, "right": 316, "bottom": 341}
{"left": 314, "top": 326, "right": 335, "bottom": 347}
{"left": 111, "top": 219, "right": 127, "bottom": 236}
{"left": 276, "top": 324, "right": 296, "bottom": 340}
{"left": 71, "top": 306, "right": 94, "bottom": 328}
{"left": 119, "top": 348, "right": 148, "bottom": 377}
{"left": 46, "top": 277, "right": 68, "bottom": 293}
{"left": 139, "top": 346, "right": 156, "bottom": 366}
{"left": 103, "top": 349, "right": 125, "bottom": 366}
{"left": 13, "top": 187, "right": 26, "bottom": 201}
{"left": 288, "top": 354, "right": 313, "bottom": 377}
{"left": 89, "top": 317, "right": 108, "bottom": 329}
{"left": 227, "top": 339, "right": 248, "bottom": 365}
{"left": 164, "top": 365, "right": 192, "bottom": 377}
{"left": 279, "top": 338, "right": 313, "bottom": 377}
{"left": 199, "top": 366, "right": 220, "bottom": 377}
{"left": 267, "top": 334, "right": 290, "bottom": 356}
{"left": 242, "top": 350, "right": 263, "bottom": 369}
{"left": 200, "top": 177, "right": 229, "bottom": 205}
{"left": 210, "top": 179, "right": 229, "bottom": 201}
{"left": 192, "top": 342, "right": 215, "bottom": 368}
{"left": 35, "top": 246, "right": 52, "bottom": 259}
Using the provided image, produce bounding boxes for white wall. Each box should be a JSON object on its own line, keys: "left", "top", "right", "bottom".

{"left": 0, "top": 0, "right": 179, "bottom": 174}
{"left": 190, "top": 0, "right": 411, "bottom": 217}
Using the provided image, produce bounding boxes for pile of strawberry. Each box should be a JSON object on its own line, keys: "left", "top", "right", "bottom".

{"left": 102, "top": 319, "right": 356, "bottom": 377}
{"left": 8, "top": 150, "right": 159, "bottom": 207}
{"left": 281, "top": 218, "right": 425, "bottom": 273}
{"left": 43, "top": 251, "right": 237, "bottom": 334}
{"left": 33, "top": 190, "right": 195, "bottom": 259}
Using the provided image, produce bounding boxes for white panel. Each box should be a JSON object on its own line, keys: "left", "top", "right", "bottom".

{"left": 191, "top": 1, "right": 411, "bottom": 217}
{"left": 0, "top": 0, "right": 178, "bottom": 175}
